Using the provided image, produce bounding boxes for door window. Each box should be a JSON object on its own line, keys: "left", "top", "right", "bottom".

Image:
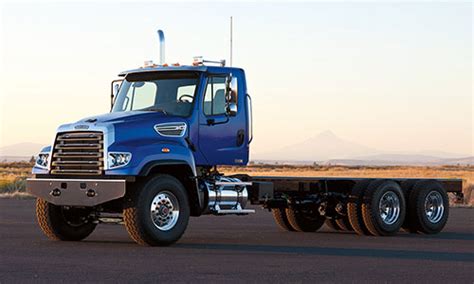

{"left": 203, "top": 77, "right": 227, "bottom": 116}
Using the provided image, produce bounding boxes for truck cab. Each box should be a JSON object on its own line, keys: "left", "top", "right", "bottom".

{"left": 33, "top": 64, "right": 252, "bottom": 177}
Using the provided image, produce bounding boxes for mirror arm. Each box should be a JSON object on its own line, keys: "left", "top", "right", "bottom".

{"left": 110, "top": 79, "right": 124, "bottom": 111}
{"left": 110, "top": 94, "right": 114, "bottom": 111}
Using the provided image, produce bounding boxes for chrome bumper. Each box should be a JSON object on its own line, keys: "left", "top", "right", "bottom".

{"left": 26, "top": 178, "right": 126, "bottom": 207}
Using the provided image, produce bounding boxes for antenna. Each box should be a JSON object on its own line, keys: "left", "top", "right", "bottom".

{"left": 230, "top": 16, "right": 233, "bottom": 67}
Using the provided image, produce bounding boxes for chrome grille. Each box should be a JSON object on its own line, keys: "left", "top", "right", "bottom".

{"left": 51, "top": 131, "right": 104, "bottom": 175}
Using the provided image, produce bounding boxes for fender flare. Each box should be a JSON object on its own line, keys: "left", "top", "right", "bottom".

{"left": 138, "top": 158, "right": 202, "bottom": 213}
{"left": 139, "top": 159, "right": 196, "bottom": 177}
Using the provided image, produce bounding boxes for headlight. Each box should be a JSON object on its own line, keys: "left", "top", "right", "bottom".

{"left": 35, "top": 153, "right": 49, "bottom": 169}
{"left": 108, "top": 152, "right": 132, "bottom": 169}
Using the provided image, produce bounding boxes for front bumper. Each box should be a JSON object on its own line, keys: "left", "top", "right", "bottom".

{"left": 26, "top": 178, "right": 126, "bottom": 207}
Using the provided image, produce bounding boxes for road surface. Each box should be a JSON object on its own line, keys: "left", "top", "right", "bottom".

{"left": 0, "top": 199, "right": 473, "bottom": 283}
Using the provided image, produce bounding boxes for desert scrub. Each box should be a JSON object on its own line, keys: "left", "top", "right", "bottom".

{"left": 0, "top": 177, "right": 27, "bottom": 194}
{"left": 464, "top": 183, "right": 474, "bottom": 206}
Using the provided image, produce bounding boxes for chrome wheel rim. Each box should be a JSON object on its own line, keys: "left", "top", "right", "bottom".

{"left": 378, "top": 191, "right": 400, "bottom": 225}
{"left": 150, "top": 191, "right": 180, "bottom": 231}
{"left": 424, "top": 191, "right": 444, "bottom": 223}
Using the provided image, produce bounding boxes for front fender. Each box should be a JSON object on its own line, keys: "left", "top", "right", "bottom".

{"left": 105, "top": 140, "right": 202, "bottom": 214}
{"left": 105, "top": 141, "right": 196, "bottom": 176}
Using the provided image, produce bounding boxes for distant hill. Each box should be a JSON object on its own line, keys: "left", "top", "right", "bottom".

{"left": 0, "top": 156, "right": 33, "bottom": 162}
{"left": 252, "top": 130, "right": 471, "bottom": 166}
{"left": 322, "top": 156, "right": 473, "bottom": 166}
{"left": 0, "top": 143, "right": 46, "bottom": 161}
{"left": 255, "top": 130, "right": 375, "bottom": 161}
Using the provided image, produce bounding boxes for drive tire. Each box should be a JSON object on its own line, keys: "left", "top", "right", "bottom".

{"left": 400, "top": 180, "right": 418, "bottom": 233}
{"left": 35, "top": 198, "right": 97, "bottom": 241}
{"left": 123, "top": 175, "right": 190, "bottom": 246}
{"left": 335, "top": 215, "right": 353, "bottom": 231}
{"left": 325, "top": 219, "right": 342, "bottom": 231}
{"left": 272, "top": 208, "right": 295, "bottom": 231}
{"left": 347, "top": 180, "right": 371, "bottom": 235}
{"left": 362, "top": 180, "right": 406, "bottom": 236}
{"left": 285, "top": 207, "right": 325, "bottom": 232}
{"left": 406, "top": 180, "right": 449, "bottom": 234}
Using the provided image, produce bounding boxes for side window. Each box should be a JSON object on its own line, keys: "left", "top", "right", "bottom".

{"left": 203, "top": 76, "right": 227, "bottom": 116}
{"left": 129, "top": 82, "right": 157, "bottom": 110}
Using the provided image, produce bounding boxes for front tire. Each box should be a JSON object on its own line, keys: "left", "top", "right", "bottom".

{"left": 35, "top": 198, "right": 97, "bottom": 241}
{"left": 123, "top": 175, "right": 190, "bottom": 246}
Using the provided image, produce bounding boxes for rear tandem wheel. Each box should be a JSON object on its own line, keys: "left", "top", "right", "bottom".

{"left": 404, "top": 180, "right": 449, "bottom": 234}
{"left": 271, "top": 208, "right": 295, "bottom": 231}
{"left": 361, "top": 180, "right": 406, "bottom": 236}
{"left": 325, "top": 219, "right": 343, "bottom": 231}
{"left": 285, "top": 207, "right": 326, "bottom": 232}
{"left": 347, "top": 180, "right": 372, "bottom": 235}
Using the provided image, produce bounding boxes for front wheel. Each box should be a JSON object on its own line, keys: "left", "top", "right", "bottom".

{"left": 35, "top": 199, "right": 97, "bottom": 241}
{"left": 123, "top": 175, "right": 190, "bottom": 246}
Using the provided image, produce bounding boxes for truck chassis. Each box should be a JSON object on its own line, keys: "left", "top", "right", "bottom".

{"left": 28, "top": 171, "right": 463, "bottom": 245}
{"left": 247, "top": 176, "right": 462, "bottom": 235}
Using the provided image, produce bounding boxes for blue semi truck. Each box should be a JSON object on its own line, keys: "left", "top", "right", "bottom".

{"left": 26, "top": 31, "right": 463, "bottom": 246}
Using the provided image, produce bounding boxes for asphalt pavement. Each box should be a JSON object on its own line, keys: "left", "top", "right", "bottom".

{"left": 0, "top": 199, "right": 473, "bottom": 283}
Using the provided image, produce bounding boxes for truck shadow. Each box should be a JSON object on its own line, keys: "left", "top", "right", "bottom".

{"left": 317, "top": 230, "right": 474, "bottom": 241}
{"left": 175, "top": 243, "right": 474, "bottom": 263}
{"left": 396, "top": 232, "right": 474, "bottom": 241}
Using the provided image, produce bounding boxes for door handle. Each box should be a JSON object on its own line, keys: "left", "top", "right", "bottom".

{"left": 236, "top": 129, "right": 245, "bottom": 146}
{"left": 207, "top": 118, "right": 215, "bottom": 125}
{"left": 207, "top": 117, "right": 230, "bottom": 126}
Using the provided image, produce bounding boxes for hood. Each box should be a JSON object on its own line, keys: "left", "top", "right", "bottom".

{"left": 78, "top": 111, "right": 166, "bottom": 124}
{"left": 57, "top": 111, "right": 188, "bottom": 139}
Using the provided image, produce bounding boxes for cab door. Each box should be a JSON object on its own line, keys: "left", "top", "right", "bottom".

{"left": 198, "top": 72, "right": 248, "bottom": 166}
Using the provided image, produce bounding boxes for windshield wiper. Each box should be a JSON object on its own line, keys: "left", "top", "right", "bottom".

{"left": 142, "top": 107, "right": 168, "bottom": 115}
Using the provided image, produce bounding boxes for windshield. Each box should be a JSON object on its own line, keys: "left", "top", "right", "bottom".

{"left": 112, "top": 72, "right": 200, "bottom": 117}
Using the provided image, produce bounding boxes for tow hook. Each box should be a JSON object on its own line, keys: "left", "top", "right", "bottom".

{"left": 50, "top": 188, "right": 61, "bottom": 197}
{"left": 86, "top": 189, "right": 97, "bottom": 197}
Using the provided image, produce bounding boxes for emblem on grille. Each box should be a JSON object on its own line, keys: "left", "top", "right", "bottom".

{"left": 74, "top": 125, "right": 90, "bottom": 130}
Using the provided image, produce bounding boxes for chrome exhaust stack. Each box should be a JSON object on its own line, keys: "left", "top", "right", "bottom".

{"left": 157, "top": 30, "right": 165, "bottom": 65}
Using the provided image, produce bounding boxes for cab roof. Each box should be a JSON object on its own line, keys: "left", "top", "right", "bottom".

{"left": 118, "top": 65, "right": 242, "bottom": 77}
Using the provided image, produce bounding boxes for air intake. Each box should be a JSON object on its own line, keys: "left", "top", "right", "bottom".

{"left": 154, "top": 122, "right": 187, "bottom": 137}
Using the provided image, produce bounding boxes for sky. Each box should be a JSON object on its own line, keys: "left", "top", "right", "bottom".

{"left": 0, "top": 2, "right": 472, "bottom": 156}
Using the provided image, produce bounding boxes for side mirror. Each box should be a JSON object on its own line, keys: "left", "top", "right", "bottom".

{"left": 225, "top": 75, "right": 238, "bottom": 116}
{"left": 227, "top": 103, "right": 237, "bottom": 117}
